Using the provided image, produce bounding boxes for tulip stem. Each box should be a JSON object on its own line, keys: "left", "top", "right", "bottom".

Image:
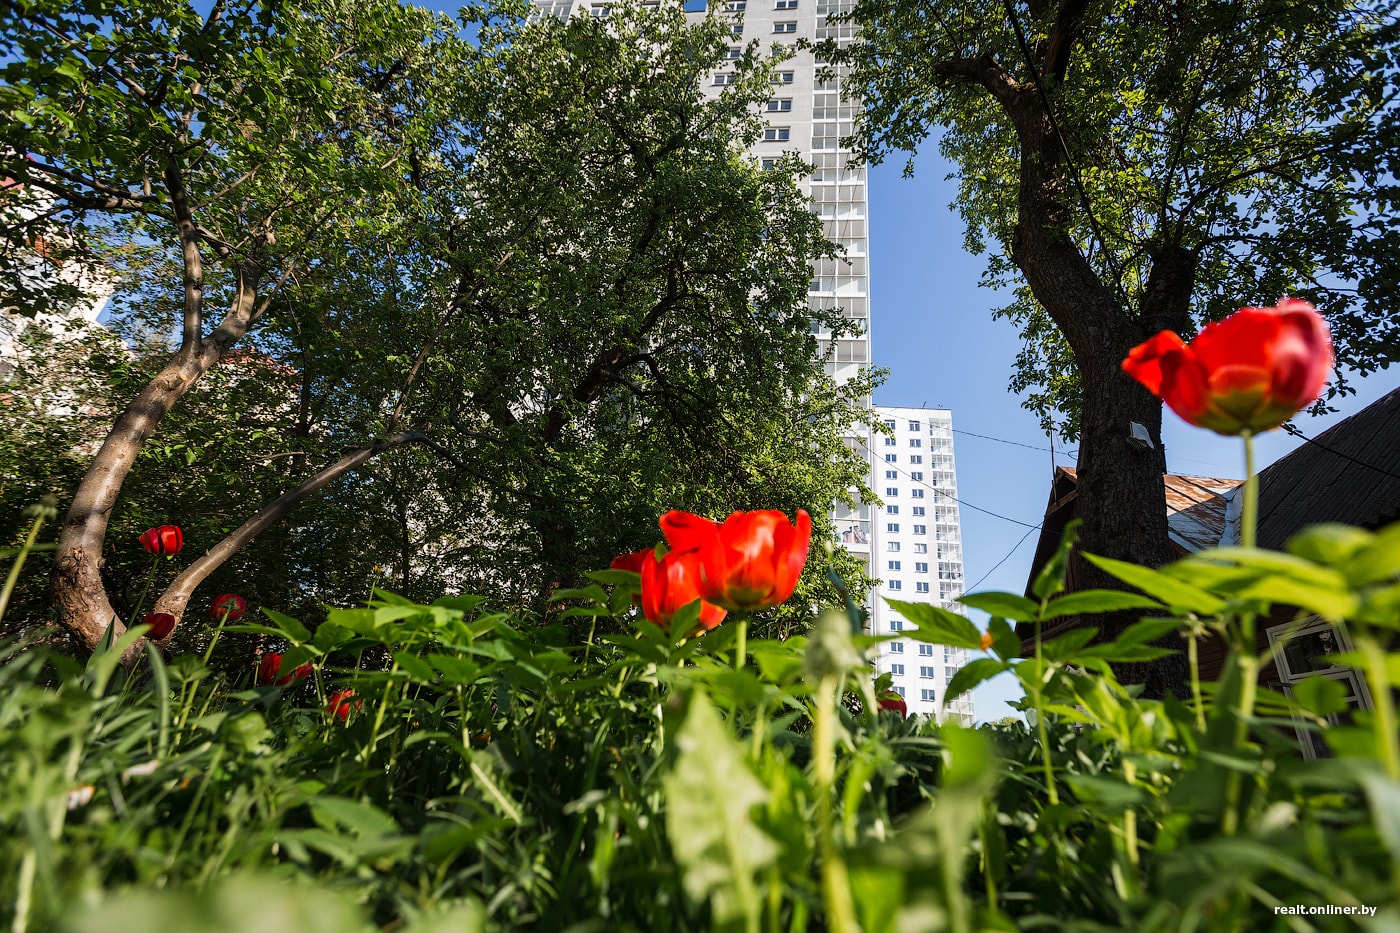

{"left": 202, "top": 608, "right": 231, "bottom": 665}
{"left": 736, "top": 615, "right": 748, "bottom": 671}
{"left": 814, "top": 673, "right": 859, "bottom": 933}
{"left": 1240, "top": 430, "right": 1257, "bottom": 552}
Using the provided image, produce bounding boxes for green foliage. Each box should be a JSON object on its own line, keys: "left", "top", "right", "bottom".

{"left": 3, "top": 518, "right": 1400, "bottom": 929}
{"left": 823, "top": 0, "right": 1400, "bottom": 432}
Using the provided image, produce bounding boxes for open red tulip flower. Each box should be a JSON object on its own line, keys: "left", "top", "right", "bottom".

{"left": 1122, "top": 299, "right": 1333, "bottom": 436}
{"left": 640, "top": 548, "right": 728, "bottom": 633}
{"left": 876, "top": 690, "right": 907, "bottom": 718}
{"left": 210, "top": 593, "right": 247, "bottom": 621}
{"left": 258, "top": 652, "right": 313, "bottom": 687}
{"left": 143, "top": 612, "right": 177, "bottom": 640}
{"left": 326, "top": 688, "right": 361, "bottom": 721}
{"left": 690, "top": 509, "right": 812, "bottom": 612}
{"left": 139, "top": 525, "right": 183, "bottom": 557}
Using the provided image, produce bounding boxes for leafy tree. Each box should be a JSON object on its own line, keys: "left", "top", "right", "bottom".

{"left": 823, "top": 0, "right": 1400, "bottom": 693}
{"left": 3, "top": 0, "right": 874, "bottom": 653}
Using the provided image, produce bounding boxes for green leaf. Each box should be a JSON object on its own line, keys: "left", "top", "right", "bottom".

{"left": 261, "top": 608, "right": 311, "bottom": 644}
{"left": 309, "top": 796, "right": 399, "bottom": 837}
{"left": 958, "top": 592, "right": 1039, "bottom": 622}
{"left": 1084, "top": 554, "right": 1227, "bottom": 615}
{"left": 887, "top": 598, "right": 983, "bottom": 649}
{"left": 1291, "top": 675, "right": 1349, "bottom": 718}
{"left": 1040, "top": 627, "right": 1099, "bottom": 662}
{"left": 1041, "top": 589, "right": 1161, "bottom": 619}
{"left": 1030, "top": 518, "right": 1079, "bottom": 600}
{"left": 1345, "top": 523, "right": 1400, "bottom": 586}
{"left": 663, "top": 691, "right": 777, "bottom": 928}
{"left": 944, "top": 657, "right": 1009, "bottom": 702}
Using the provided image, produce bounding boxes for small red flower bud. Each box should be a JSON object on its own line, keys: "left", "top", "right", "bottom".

{"left": 143, "top": 612, "right": 177, "bottom": 640}
{"left": 138, "top": 525, "right": 183, "bottom": 556}
{"left": 210, "top": 593, "right": 247, "bottom": 621}
{"left": 326, "top": 688, "right": 361, "bottom": 721}
{"left": 258, "top": 652, "right": 313, "bottom": 687}
{"left": 876, "top": 690, "right": 907, "bottom": 718}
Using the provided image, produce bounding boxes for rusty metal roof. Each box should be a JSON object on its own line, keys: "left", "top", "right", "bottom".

{"left": 1047, "top": 467, "right": 1241, "bottom": 553}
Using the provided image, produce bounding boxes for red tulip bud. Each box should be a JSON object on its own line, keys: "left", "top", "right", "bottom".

{"left": 210, "top": 593, "right": 247, "bottom": 621}
{"left": 143, "top": 612, "right": 177, "bottom": 640}
{"left": 138, "top": 525, "right": 183, "bottom": 556}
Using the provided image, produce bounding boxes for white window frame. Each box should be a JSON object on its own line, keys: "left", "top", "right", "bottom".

{"left": 1268, "top": 617, "right": 1373, "bottom": 760}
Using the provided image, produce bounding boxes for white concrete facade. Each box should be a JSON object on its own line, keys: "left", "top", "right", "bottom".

{"left": 866, "top": 407, "right": 972, "bottom": 723}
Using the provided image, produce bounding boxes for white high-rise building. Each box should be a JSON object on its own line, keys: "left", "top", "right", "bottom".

{"left": 533, "top": 0, "right": 971, "bottom": 722}
{"left": 866, "top": 407, "right": 973, "bottom": 723}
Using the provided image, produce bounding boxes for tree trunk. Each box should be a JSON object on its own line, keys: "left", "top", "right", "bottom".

{"left": 51, "top": 350, "right": 227, "bottom": 651}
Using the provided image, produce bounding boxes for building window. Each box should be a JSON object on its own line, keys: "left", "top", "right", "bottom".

{"left": 885, "top": 486, "right": 898, "bottom": 497}
{"left": 916, "top": 582, "right": 930, "bottom": 593}
{"left": 913, "top": 524, "right": 927, "bottom": 535}
{"left": 919, "top": 644, "right": 933, "bottom": 656}
{"left": 890, "top": 641, "right": 904, "bottom": 653}
{"left": 919, "top": 666, "right": 935, "bottom": 679}
{"left": 890, "top": 663, "right": 905, "bottom": 675}
{"left": 910, "top": 455, "right": 923, "bottom": 464}
{"left": 772, "top": 70, "right": 795, "bottom": 84}
{"left": 944, "top": 646, "right": 959, "bottom": 663}
{"left": 892, "top": 685, "right": 906, "bottom": 697}
{"left": 911, "top": 471, "right": 923, "bottom": 481}
{"left": 725, "top": 46, "right": 743, "bottom": 59}
{"left": 945, "top": 668, "right": 957, "bottom": 686}
{"left": 887, "top": 505, "right": 899, "bottom": 515}
{"left": 884, "top": 436, "right": 896, "bottom": 446}
{"left": 731, "top": 22, "right": 744, "bottom": 34}
{"left": 886, "top": 523, "right": 899, "bottom": 533}
{"left": 763, "top": 127, "right": 791, "bottom": 141}
{"left": 885, "top": 454, "right": 897, "bottom": 463}
{"left": 760, "top": 158, "right": 776, "bottom": 169}
{"left": 714, "top": 73, "right": 736, "bottom": 85}
{"left": 773, "top": 20, "right": 797, "bottom": 32}
{"left": 912, "top": 506, "right": 925, "bottom": 516}
{"left": 910, "top": 438, "right": 922, "bottom": 447}
{"left": 883, "top": 419, "right": 896, "bottom": 428}
{"left": 885, "top": 470, "right": 897, "bottom": 479}
{"left": 889, "top": 580, "right": 902, "bottom": 590}
{"left": 1268, "top": 618, "right": 1372, "bottom": 760}
{"left": 887, "top": 560, "right": 901, "bottom": 571}
{"left": 915, "top": 562, "right": 929, "bottom": 573}
{"left": 921, "top": 689, "right": 936, "bottom": 702}
{"left": 890, "top": 619, "right": 903, "bottom": 631}
{"left": 766, "top": 98, "right": 793, "bottom": 112}
{"left": 776, "top": 0, "right": 798, "bottom": 7}
{"left": 887, "top": 542, "right": 900, "bottom": 552}
{"left": 590, "top": 3, "right": 610, "bottom": 15}
{"left": 911, "top": 488, "right": 924, "bottom": 498}
{"left": 909, "top": 421, "right": 921, "bottom": 432}
{"left": 914, "top": 543, "right": 928, "bottom": 554}
{"left": 726, "top": 0, "right": 747, "bottom": 8}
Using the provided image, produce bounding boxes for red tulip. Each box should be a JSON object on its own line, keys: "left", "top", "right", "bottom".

{"left": 610, "top": 550, "right": 652, "bottom": 574}
{"left": 876, "top": 690, "right": 907, "bottom": 718}
{"left": 692, "top": 509, "right": 811, "bottom": 612}
{"left": 659, "top": 510, "right": 721, "bottom": 554}
{"left": 1122, "top": 299, "right": 1333, "bottom": 436}
{"left": 210, "top": 593, "right": 247, "bottom": 621}
{"left": 326, "top": 688, "right": 361, "bottom": 721}
{"left": 640, "top": 549, "right": 728, "bottom": 632}
{"left": 258, "top": 652, "right": 313, "bottom": 687}
{"left": 139, "top": 525, "right": 183, "bottom": 556}
{"left": 143, "top": 612, "right": 177, "bottom": 640}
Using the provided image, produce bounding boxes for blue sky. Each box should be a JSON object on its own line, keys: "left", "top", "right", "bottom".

{"left": 867, "top": 154, "right": 1400, "bottom": 721}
